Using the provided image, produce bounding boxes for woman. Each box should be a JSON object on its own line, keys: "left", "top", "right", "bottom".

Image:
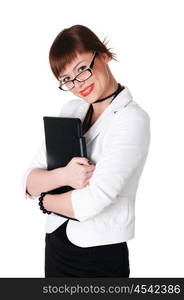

{"left": 24, "top": 25, "right": 150, "bottom": 277}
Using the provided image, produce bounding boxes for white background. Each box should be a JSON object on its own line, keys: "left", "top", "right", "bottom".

{"left": 0, "top": 0, "right": 183, "bottom": 277}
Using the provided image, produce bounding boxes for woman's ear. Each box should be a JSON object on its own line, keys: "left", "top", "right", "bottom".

{"left": 100, "top": 52, "right": 112, "bottom": 64}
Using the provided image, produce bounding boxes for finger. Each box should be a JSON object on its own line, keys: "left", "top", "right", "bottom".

{"left": 85, "top": 172, "right": 94, "bottom": 179}
{"left": 73, "top": 157, "right": 91, "bottom": 166}
{"left": 86, "top": 167, "right": 95, "bottom": 174}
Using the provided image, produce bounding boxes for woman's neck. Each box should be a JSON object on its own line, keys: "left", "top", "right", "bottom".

{"left": 92, "top": 78, "right": 118, "bottom": 116}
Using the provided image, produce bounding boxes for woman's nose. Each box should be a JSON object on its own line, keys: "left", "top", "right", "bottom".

{"left": 74, "top": 80, "right": 85, "bottom": 90}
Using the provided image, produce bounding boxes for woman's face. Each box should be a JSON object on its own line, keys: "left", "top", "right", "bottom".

{"left": 58, "top": 51, "right": 113, "bottom": 103}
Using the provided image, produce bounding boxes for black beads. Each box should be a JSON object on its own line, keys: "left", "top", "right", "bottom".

{"left": 38, "top": 192, "right": 51, "bottom": 215}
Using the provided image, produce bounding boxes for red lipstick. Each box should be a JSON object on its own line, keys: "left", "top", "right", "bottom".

{"left": 79, "top": 84, "right": 94, "bottom": 97}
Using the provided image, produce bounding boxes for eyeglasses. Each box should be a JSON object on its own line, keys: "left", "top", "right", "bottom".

{"left": 59, "top": 51, "right": 97, "bottom": 91}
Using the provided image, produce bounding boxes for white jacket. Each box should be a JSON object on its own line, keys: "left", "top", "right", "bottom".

{"left": 23, "top": 86, "right": 151, "bottom": 247}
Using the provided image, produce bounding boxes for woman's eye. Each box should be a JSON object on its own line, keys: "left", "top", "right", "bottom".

{"left": 78, "top": 65, "right": 87, "bottom": 73}
{"left": 63, "top": 77, "right": 71, "bottom": 83}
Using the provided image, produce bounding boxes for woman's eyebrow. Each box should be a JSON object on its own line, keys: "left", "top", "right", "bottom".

{"left": 59, "top": 60, "right": 86, "bottom": 79}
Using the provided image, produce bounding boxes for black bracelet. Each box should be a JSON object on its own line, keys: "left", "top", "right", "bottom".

{"left": 38, "top": 192, "right": 51, "bottom": 214}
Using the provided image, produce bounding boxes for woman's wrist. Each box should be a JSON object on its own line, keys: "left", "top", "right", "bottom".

{"left": 51, "top": 166, "right": 68, "bottom": 188}
{"left": 42, "top": 194, "right": 59, "bottom": 213}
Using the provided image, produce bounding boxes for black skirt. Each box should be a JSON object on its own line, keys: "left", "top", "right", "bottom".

{"left": 45, "top": 220, "right": 130, "bottom": 278}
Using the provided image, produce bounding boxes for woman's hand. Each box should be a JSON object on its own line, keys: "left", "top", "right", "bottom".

{"left": 63, "top": 157, "right": 96, "bottom": 189}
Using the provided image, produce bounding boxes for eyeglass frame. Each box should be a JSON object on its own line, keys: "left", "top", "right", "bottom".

{"left": 58, "top": 51, "right": 97, "bottom": 91}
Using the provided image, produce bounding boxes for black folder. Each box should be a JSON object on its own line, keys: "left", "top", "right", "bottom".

{"left": 43, "top": 116, "right": 88, "bottom": 220}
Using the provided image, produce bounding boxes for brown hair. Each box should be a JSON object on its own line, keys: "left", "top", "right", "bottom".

{"left": 49, "top": 24, "right": 117, "bottom": 79}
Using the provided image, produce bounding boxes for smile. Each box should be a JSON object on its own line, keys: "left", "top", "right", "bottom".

{"left": 79, "top": 84, "right": 94, "bottom": 97}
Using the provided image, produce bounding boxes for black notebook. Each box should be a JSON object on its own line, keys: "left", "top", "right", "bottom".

{"left": 43, "top": 116, "right": 88, "bottom": 220}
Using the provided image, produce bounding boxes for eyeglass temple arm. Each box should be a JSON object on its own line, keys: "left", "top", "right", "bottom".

{"left": 89, "top": 52, "right": 97, "bottom": 69}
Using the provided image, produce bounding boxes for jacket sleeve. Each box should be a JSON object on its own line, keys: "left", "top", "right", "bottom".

{"left": 71, "top": 108, "right": 151, "bottom": 221}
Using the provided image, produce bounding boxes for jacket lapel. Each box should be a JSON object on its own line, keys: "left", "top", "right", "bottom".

{"left": 77, "top": 87, "right": 133, "bottom": 145}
